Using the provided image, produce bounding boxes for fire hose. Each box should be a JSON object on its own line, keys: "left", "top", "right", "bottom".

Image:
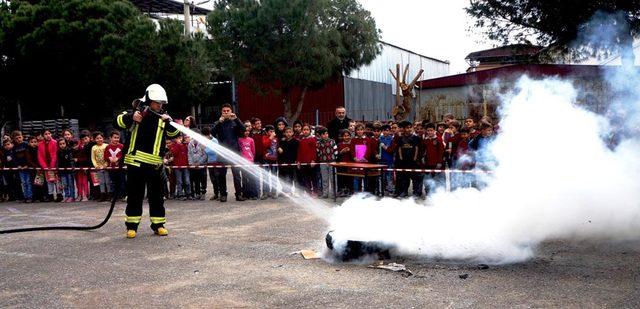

{"left": 0, "top": 191, "right": 118, "bottom": 235}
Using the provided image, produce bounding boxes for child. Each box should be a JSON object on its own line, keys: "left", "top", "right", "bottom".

{"left": 292, "top": 121, "right": 303, "bottom": 140}
{"left": 170, "top": 135, "right": 191, "bottom": 200}
{"left": 351, "top": 123, "right": 377, "bottom": 193}
{"left": 38, "top": 130, "right": 60, "bottom": 202}
{"left": 336, "top": 129, "right": 353, "bottom": 196}
{"left": 62, "top": 129, "right": 76, "bottom": 149}
{"left": 1, "top": 139, "right": 20, "bottom": 201}
{"left": 26, "top": 136, "right": 42, "bottom": 202}
{"left": 444, "top": 120, "right": 462, "bottom": 169}
{"left": 436, "top": 122, "right": 446, "bottom": 139}
{"left": 390, "top": 122, "right": 400, "bottom": 136}
{"left": 238, "top": 127, "right": 255, "bottom": 200}
{"left": 249, "top": 117, "right": 265, "bottom": 200}
{"left": 263, "top": 125, "right": 279, "bottom": 198}
{"left": 422, "top": 123, "right": 445, "bottom": 195}
{"left": 277, "top": 127, "right": 298, "bottom": 195}
{"left": 453, "top": 127, "right": 473, "bottom": 189}
{"left": 81, "top": 130, "right": 97, "bottom": 200}
{"left": 104, "top": 131, "right": 125, "bottom": 201}
{"left": 188, "top": 130, "right": 207, "bottom": 200}
{"left": 464, "top": 117, "right": 479, "bottom": 138}
{"left": 274, "top": 117, "right": 288, "bottom": 139}
{"left": 315, "top": 126, "right": 337, "bottom": 199}
{"left": 74, "top": 132, "right": 91, "bottom": 201}
{"left": 468, "top": 122, "right": 495, "bottom": 189}
{"left": 296, "top": 124, "right": 317, "bottom": 195}
{"left": 389, "top": 121, "right": 423, "bottom": 198}
{"left": 57, "top": 138, "right": 76, "bottom": 202}
{"left": 352, "top": 124, "right": 371, "bottom": 163}
{"left": 378, "top": 124, "right": 395, "bottom": 194}
{"left": 469, "top": 121, "right": 495, "bottom": 169}
{"left": 12, "top": 131, "right": 33, "bottom": 203}
{"left": 163, "top": 139, "right": 175, "bottom": 199}
{"left": 202, "top": 127, "right": 221, "bottom": 201}
{"left": 91, "top": 131, "right": 110, "bottom": 202}
{"left": 348, "top": 121, "right": 356, "bottom": 135}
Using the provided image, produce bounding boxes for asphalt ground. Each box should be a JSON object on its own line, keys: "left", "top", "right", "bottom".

{"left": 1, "top": 186, "right": 640, "bottom": 308}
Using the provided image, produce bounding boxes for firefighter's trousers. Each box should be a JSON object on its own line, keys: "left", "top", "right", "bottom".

{"left": 125, "top": 164, "right": 166, "bottom": 231}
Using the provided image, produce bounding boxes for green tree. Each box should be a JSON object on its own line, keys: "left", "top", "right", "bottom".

{"left": 207, "top": 0, "right": 381, "bottom": 122}
{"left": 0, "top": 0, "right": 213, "bottom": 124}
{"left": 466, "top": 0, "right": 640, "bottom": 66}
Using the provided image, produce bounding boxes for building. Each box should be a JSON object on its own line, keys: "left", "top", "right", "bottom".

{"left": 415, "top": 64, "right": 611, "bottom": 123}
{"left": 465, "top": 44, "right": 543, "bottom": 72}
{"left": 237, "top": 41, "right": 450, "bottom": 125}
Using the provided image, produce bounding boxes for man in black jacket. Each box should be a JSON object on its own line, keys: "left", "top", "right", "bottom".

{"left": 115, "top": 84, "right": 179, "bottom": 239}
{"left": 327, "top": 106, "right": 351, "bottom": 141}
{"left": 211, "top": 103, "right": 245, "bottom": 202}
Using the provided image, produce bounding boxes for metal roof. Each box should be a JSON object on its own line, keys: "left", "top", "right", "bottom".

{"left": 417, "top": 64, "right": 606, "bottom": 90}
{"left": 130, "top": 0, "right": 210, "bottom": 15}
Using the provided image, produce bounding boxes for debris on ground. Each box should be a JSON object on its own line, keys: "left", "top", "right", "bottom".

{"left": 478, "top": 264, "right": 489, "bottom": 270}
{"left": 290, "top": 250, "right": 322, "bottom": 260}
{"left": 368, "top": 262, "right": 414, "bottom": 276}
{"left": 459, "top": 273, "right": 469, "bottom": 279}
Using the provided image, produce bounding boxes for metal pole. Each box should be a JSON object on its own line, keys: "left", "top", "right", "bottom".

{"left": 315, "top": 109, "right": 319, "bottom": 126}
{"left": 17, "top": 101, "right": 22, "bottom": 129}
{"left": 231, "top": 75, "right": 237, "bottom": 112}
{"left": 183, "top": 0, "right": 191, "bottom": 36}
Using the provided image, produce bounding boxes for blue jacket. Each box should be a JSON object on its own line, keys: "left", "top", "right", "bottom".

{"left": 205, "top": 136, "right": 219, "bottom": 164}
{"left": 379, "top": 135, "right": 394, "bottom": 165}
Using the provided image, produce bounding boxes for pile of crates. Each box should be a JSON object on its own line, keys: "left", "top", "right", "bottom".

{"left": 20, "top": 119, "right": 80, "bottom": 138}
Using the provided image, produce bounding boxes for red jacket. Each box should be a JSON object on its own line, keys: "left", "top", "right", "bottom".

{"left": 337, "top": 142, "right": 353, "bottom": 162}
{"left": 37, "top": 139, "right": 58, "bottom": 168}
{"left": 423, "top": 135, "right": 445, "bottom": 167}
{"left": 104, "top": 143, "right": 124, "bottom": 168}
{"left": 170, "top": 143, "right": 189, "bottom": 166}
{"left": 296, "top": 135, "right": 317, "bottom": 163}
{"left": 250, "top": 130, "right": 266, "bottom": 161}
{"left": 445, "top": 134, "right": 461, "bottom": 160}
{"left": 352, "top": 136, "right": 378, "bottom": 162}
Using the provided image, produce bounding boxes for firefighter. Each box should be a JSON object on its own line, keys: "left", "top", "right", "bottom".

{"left": 114, "top": 84, "right": 179, "bottom": 238}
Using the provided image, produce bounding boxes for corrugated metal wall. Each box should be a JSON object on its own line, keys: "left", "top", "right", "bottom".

{"left": 343, "top": 77, "right": 394, "bottom": 121}
{"left": 347, "top": 42, "right": 450, "bottom": 95}
{"left": 237, "top": 42, "right": 450, "bottom": 124}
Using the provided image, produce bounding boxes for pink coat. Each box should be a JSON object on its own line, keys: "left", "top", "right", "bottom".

{"left": 37, "top": 139, "right": 58, "bottom": 168}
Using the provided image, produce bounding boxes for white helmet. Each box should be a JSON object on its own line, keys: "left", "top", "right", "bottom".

{"left": 141, "top": 84, "right": 168, "bottom": 104}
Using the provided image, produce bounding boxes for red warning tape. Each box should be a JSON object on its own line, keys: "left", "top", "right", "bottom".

{"left": 0, "top": 163, "right": 492, "bottom": 174}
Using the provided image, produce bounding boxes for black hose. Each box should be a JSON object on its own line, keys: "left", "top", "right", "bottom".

{"left": 0, "top": 193, "right": 118, "bottom": 235}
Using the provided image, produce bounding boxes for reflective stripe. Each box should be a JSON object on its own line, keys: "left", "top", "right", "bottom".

{"left": 127, "top": 124, "right": 139, "bottom": 155}
{"left": 124, "top": 153, "right": 162, "bottom": 166}
{"left": 125, "top": 216, "right": 142, "bottom": 223}
{"left": 135, "top": 150, "right": 163, "bottom": 164}
{"left": 152, "top": 119, "right": 164, "bottom": 156}
{"left": 167, "top": 127, "right": 179, "bottom": 137}
{"left": 150, "top": 217, "right": 166, "bottom": 224}
{"left": 117, "top": 112, "right": 126, "bottom": 129}
{"left": 123, "top": 156, "right": 141, "bottom": 167}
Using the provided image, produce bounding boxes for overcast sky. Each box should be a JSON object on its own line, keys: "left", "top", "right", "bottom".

{"left": 357, "top": 0, "right": 494, "bottom": 74}
{"left": 199, "top": 0, "right": 495, "bottom": 74}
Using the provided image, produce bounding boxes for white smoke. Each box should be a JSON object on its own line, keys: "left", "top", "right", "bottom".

{"left": 328, "top": 75, "right": 640, "bottom": 264}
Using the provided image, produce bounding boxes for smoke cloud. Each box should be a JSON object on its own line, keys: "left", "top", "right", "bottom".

{"left": 327, "top": 73, "right": 640, "bottom": 264}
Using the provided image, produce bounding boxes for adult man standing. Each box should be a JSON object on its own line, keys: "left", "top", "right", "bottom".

{"left": 211, "top": 103, "right": 246, "bottom": 202}
{"left": 114, "top": 84, "right": 179, "bottom": 239}
{"left": 327, "top": 106, "right": 352, "bottom": 141}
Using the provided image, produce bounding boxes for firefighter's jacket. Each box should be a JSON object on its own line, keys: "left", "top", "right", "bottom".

{"left": 114, "top": 110, "right": 179, "bottom": 167}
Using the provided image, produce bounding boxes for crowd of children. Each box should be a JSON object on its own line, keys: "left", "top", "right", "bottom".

{"left": 0, "top": 113, "right": 496, "bottom": 203}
